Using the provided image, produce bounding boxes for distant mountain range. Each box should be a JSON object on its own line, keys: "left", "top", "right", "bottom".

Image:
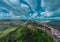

{"left": 46, "top": 20, "right": 60, "bottom": 30}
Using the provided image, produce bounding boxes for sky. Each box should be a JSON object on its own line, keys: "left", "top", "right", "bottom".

{"left": 0, "top": 0, "right": 60, "bottom": 20}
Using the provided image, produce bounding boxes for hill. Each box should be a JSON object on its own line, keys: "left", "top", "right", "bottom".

{"left": 0, "top": 21, "right": 54, "bottom": 42}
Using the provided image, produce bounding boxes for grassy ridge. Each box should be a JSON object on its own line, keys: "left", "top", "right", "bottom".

{"left": 0, "top": 25, "right": 54, "bottom": 42}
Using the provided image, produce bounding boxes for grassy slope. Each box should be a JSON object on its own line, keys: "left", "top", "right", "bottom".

{"left": 0, "top": 25, "right": 54, "bottom": 42}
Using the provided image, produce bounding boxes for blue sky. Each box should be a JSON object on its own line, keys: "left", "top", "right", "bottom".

{"left": 0, "top": 0, "right": 60, "bottom": 20}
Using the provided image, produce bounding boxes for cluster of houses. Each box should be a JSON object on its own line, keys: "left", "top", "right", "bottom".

{"left": 40, "top": 24, "right": 60, "bottom": 39}
{"left": 27, "top": 22, "right": 60, "bottom": 39}
{"left": 43, "top": 24, "right": 60, "bottom": 39}
{"left": 51, "top": 28, "right": 60, "bottom": 39}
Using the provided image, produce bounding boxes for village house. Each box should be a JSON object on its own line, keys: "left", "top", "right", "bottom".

{"left": 51, "top": 29, "right": 60, "bottom": 39}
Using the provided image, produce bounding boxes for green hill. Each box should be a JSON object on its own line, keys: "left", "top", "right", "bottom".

{"left": 0, "top": 24, "right": 54, "bottom": 42}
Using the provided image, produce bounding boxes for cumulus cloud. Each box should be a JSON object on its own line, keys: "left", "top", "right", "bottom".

{"left": 0, "top": 9, "right": 27, "bottom": 19}
{"left": 4, "top": 0, "right": 21, "bottom": 6}
{"left": 41, "top": 0, "right": 60, "bottom": 11}
{"left": 0, "top": 0, "right": 60, "bottom": 20}
{"left": 21, "top": 4, "right": 28, "bottom": 8}
{"left": 40, "top": 10, "right": 53, "bottom": 18}
{"left": 0, "top": 4, "right": 29, "bottom": 19}
{"left": 41, "top": 0, "right": 60, "bottom": 20}
{"left": 30, "top": 12, "right": 37, "bottom": 18}
{"left": 51, "top": 9, "right": 60, "bottom": 17}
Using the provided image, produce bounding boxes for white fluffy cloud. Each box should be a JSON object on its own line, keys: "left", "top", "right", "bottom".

{"left": 29, "top": 12, "right": 37, "bottom": 18}
{"left": 21, "top": 4, "right": 28, "bottom": 8}
{"left": 4, "top": 0, "right": 21, "bottom": 9}
{"left": 0, "top": 10, "right": 27, "bottom": 19}
{"left": 41, "top": 0, "right": 60, "bottom": 11}
{"left": 0, "top": 0, "right": 60, "bottom": 20}
{"left": 41, "top": 10, "right": 52, "bottom": 17}
{"left": 41, "top": 0, "right": 60, "bottom": 20}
